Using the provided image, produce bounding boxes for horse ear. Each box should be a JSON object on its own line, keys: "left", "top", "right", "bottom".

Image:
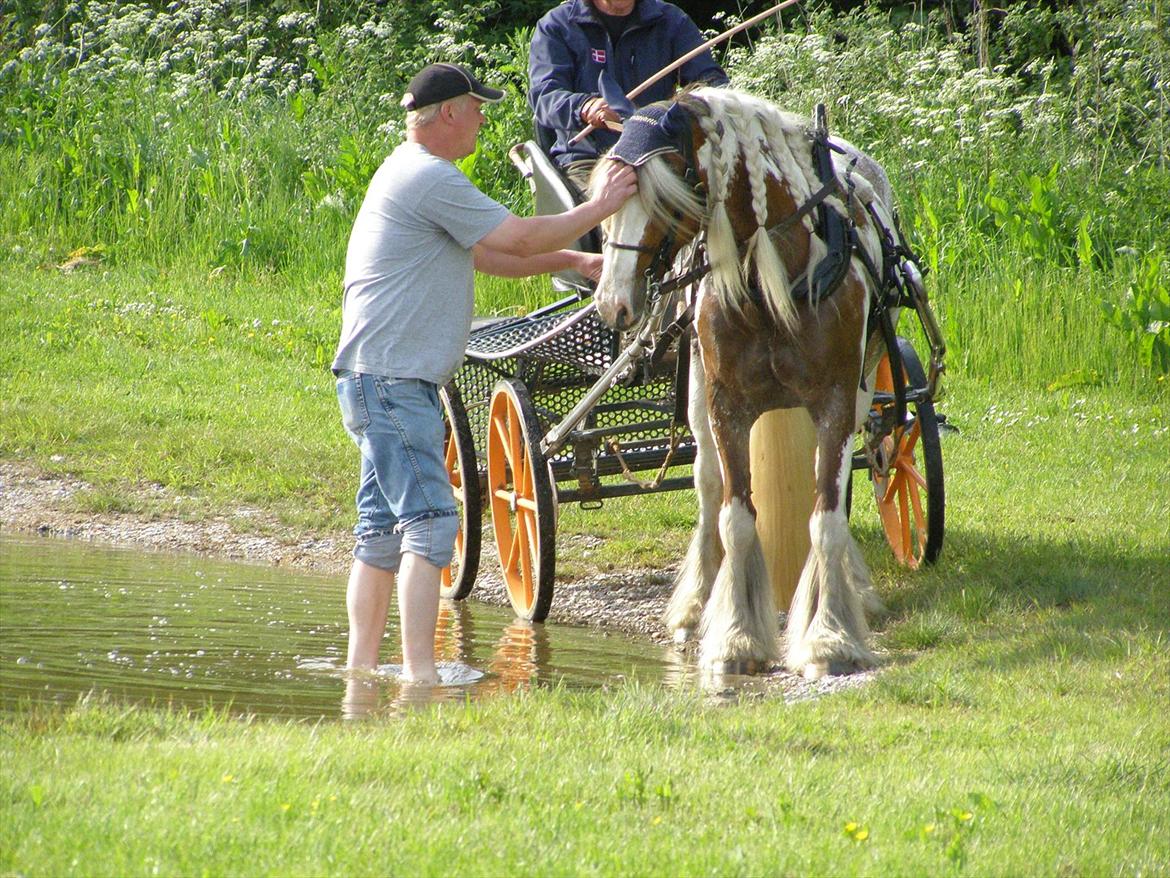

{"left": 659, "top": 102, "right": 690, "bottom": 139}
{"left": 598, "top": 70, "right": 636, "bottom": 120}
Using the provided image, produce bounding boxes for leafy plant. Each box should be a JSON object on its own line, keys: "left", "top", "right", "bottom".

{"left": 1102, "top": 251, "right": 1170, "bottom": 375}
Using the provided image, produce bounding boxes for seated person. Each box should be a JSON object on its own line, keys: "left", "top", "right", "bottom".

{"left": 529, "top": 0, "right": 729, "bottom": 190}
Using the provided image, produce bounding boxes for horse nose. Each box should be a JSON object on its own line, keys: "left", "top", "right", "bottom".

{"left": 595, "top": 284, "right": 631, "bottom": 330}
{"left": 613, "top": 303, "right": 632, "bottom": 330}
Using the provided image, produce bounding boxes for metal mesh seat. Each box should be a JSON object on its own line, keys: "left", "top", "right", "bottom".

{"left": 464, "top": 302, "right": 617, "bottom": 376}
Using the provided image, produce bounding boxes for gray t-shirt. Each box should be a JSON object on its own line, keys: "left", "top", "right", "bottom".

{"left": 333, "top": 141, "right": 510, "bottom": 385}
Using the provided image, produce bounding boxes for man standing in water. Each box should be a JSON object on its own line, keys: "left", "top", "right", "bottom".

{"left": 333, "top": 62, "right": 637, "bottom": 684}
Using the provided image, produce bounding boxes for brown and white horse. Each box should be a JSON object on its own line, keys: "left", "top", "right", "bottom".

{"left": 592, "top": 88, "right": 895, "bottom": 679}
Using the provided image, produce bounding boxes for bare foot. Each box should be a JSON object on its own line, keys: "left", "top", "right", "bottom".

{"left": 401, "top": 667, "right": 440, "bottom": 686}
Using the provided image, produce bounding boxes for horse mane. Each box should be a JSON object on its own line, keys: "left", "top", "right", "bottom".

{"left": 628, "top": 88, "right": 840, "bottom": 330}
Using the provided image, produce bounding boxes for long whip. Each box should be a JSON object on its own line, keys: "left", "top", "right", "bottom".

{"left": 568, "top": 0, "right": 802, "bottom": 145}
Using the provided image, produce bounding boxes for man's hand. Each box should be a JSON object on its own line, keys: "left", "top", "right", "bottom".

{"left": 588, "top": 159, "right": 637, "bottom": 217}
{"left": 575, "top": 251, "right": 605, "bottom": 282}
{"left": 581, "top": 97, "right": 620, "bottom": 129}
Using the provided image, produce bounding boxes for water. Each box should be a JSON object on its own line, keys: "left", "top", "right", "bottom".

{"left": 0, "top": 534, "right": 687, "bottom": 720}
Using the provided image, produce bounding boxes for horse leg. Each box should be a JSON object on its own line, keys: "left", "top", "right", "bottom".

{"left": 663, "top": 345, "right": 722, "bottom": 643}
{"left": 785, "top": 393, "right": 879, "bottom": 679}
{"left": 697, "top": 389, "right": 779, "bottom": 673}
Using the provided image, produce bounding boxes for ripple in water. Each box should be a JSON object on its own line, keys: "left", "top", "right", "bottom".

{"left": 1, "top": 534, "right": 686, "bottom": 720}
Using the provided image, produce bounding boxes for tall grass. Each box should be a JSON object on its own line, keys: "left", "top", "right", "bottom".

{"left": 1, "top": 0, "right": 1167, "bottom": 391}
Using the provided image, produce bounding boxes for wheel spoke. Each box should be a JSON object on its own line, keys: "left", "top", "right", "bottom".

{"left": 879, "top": 509, "right": 904, "bottom": 562}
{"left": 909, "top": 477, "right": 927, "bottom": 557}
{"left": 517, "top": 510, "right": 534, "bottom": 607}
{"left": 901, "top": 420, "right": 921, "bottom": 456}
{"left": 899, "top": 479, "right": 925, "bottom": 569}
{"left": 492, "top": 417, "right": 512, "bottom": 468}
{"left": 893, "top": 475, "right": 912, "bottom": 550}
{"left": 901, "top": 460, "right": 928, "bottom": 491}
{"left": 881, "top": 472, "right": 897, "bottom": 504}
{"left": 506, "top": 522, "right": 522, "bottom": 575}
{"left": 507, "top": 406, "right": 526, "bottom": 486}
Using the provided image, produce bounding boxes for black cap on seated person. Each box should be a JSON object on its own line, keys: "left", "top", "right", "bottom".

{"left": 401, "top": 63, "right": 505, "bottom": 111}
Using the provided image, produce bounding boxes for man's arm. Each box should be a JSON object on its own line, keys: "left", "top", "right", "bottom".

{"left": 528, "top": 19, "right": 592, "bottom": 133}
{"left": 478, "top": 160, "right": 636, "bottom": 257}
{"left": 473, "top": 247, "right": 602, "bottom": 280}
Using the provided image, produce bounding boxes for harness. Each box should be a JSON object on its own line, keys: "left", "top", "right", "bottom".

{"left": 605, "top": 102, "right": 929, "bottom": 426}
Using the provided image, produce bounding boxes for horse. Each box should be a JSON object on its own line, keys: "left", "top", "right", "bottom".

{"left": 590, "top": 87, "right": 897, "bottom": 679}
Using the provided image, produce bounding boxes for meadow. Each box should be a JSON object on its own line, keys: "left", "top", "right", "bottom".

{"left": 1, "top": 0, "right": 1168, "bottom": 873}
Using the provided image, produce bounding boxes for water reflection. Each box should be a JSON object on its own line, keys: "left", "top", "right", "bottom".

{"left": 338, "top": 607, "right": 554, "bottom": 718}
{"left": 0, "top": 534, "right": 684, "bottom": 720}
{"left": 487, "top": 618, "right": 549, "bottom": 694}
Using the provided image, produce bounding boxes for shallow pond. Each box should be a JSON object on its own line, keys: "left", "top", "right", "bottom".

{"left": 0, "top": 533, "right": 706, "bottom": 720}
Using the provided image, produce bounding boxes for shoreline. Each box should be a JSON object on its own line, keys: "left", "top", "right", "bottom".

{"left": 1, "top": 460, "right": 883, "bottom": 700}
{"left": 0, "top": 461, "right": 677, "bottom": 643}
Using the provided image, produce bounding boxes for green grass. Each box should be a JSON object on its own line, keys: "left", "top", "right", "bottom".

{"left": 2, "top": 621, "right": 1166, "bottom": 875}
{"left": 2, "top": 250, "right": 1167, "bottom": 875}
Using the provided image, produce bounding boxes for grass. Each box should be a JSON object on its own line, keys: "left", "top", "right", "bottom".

{"left": 2, "top": 244, "right": 1168, "bottom": 875}
{"left": 1, "top": 621, "right": 1166, "bottom": 875}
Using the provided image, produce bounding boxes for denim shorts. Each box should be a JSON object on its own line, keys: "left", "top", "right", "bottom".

{"left": 336, "top": 371, "right": 458, "bottom": 572}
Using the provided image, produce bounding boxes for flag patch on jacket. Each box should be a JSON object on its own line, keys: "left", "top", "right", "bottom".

{"left": 591, "top": 48, "right": 606, "bottom": 64}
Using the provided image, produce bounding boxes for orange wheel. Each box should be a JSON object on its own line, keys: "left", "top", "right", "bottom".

{"left": 439, "top": 383, "right": 481, "bottom": 600}
{"left": 865, "top": 339, "right": 944, "bottom": 568}
{"left": 486, "top": 379, "right": 556, "bottom": 621}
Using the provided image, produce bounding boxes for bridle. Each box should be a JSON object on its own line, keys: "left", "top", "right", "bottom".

{"left": 599, "top": 101, "right": 851, "bottom": 311}
{"left": 600, "top": 99, "right": 709, "bottom": 306}
{"left": 604, "top": 233, "right": 680, "bottom": 304}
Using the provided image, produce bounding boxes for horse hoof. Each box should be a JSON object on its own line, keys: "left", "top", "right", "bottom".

{"left": 802, "top": 661, "right": 828, "bottom": 680}
{"left": 706, "top": 658, "right": 768, "bottom": 676}
{"left": 802, "top": 659, "right": 867, "bottom": 680}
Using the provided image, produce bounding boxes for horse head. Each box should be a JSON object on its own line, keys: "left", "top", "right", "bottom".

{"left": 595, "top": 88, "right": 877, "bottom": 335}
{"left": 591, "top": 99, "right": 708, "bottom": 330}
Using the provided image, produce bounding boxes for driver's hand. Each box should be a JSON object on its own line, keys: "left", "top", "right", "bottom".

{"left": 581, "top": 97, "right": 620, "bottom": 129}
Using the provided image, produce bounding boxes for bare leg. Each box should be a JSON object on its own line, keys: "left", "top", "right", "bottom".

{"left": 346, "top": 559, "right": 394, "bottom": 670}
{"left": 397, "top": 552, "right": 442, "bottom": 685}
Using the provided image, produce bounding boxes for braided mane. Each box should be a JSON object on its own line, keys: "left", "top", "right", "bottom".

{"left": 618, "top": 88, "right": 840, "bottom": 330}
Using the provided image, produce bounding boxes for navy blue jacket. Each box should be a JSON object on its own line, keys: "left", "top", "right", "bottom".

{"left": 529, "top": 0, "right": 729, "bottom": 167}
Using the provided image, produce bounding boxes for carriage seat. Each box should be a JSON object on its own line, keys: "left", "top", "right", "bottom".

{"left": 508, "top": 141, "right": 602, "bottom": 294}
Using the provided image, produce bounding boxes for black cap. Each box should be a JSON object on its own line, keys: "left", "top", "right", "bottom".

{"left": 401, "top": 63, "right": 505, "bottom": 112}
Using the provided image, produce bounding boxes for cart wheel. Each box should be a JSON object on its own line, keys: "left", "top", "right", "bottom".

{"left": 439, "top": 382, "right": 481, "bottom": 600}
{"left": 866, "top": 338, "right": 944, "bottom": 568}
{"left": 486, "top": 378, "right": 556, "bottom": 622}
